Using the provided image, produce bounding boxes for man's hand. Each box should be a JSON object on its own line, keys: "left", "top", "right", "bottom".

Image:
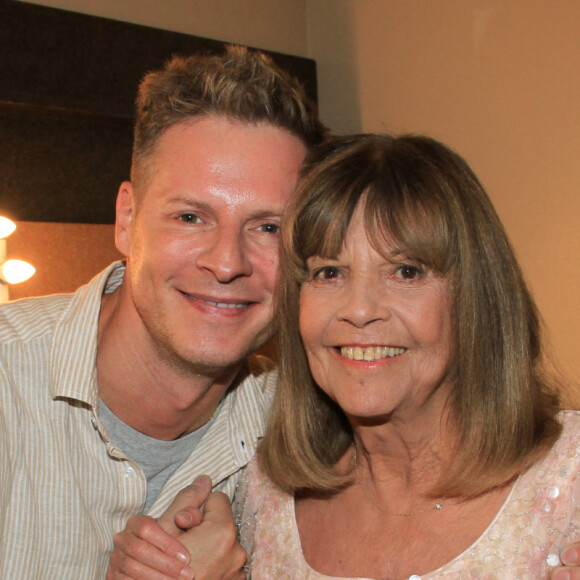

{"left": 107, "top": 513, "right": 194, "bottom": 580}
{"left": 107, "top": 475, "right": 245, "bottom": 579}
{"left": 551, "top": 543, "right": 580, "bottom": 579}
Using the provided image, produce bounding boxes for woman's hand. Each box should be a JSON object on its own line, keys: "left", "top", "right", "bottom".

{"left": 106, "top": 475, "right": 246, "bottom": 580}
{"left": 175, "top": 491, "right": 247, "bottom": 580}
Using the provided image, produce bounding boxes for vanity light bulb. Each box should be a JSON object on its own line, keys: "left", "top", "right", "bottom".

{"left": 1, "top": 259, "right": 36, "bottom": 284}
{"left": 0, "top": 217, "right": 16, "bottom": 239}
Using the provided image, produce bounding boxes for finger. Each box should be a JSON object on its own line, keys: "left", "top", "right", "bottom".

{"left": 552, "top": 567, "right": 580, "bottom": 580}
{"left": 202, "top": 491, "right": 236, "bottom": 526}
{"left": 174, "top": 507, "right": 203, "bottom": 531}
{"left": 122, "top": 516, "right": 191, "bottom": 562}
{"left": 107, "top": 543, "right": 193, "bottom": 580}
{"left": 158, "top": 475, "right": 213, "bottom": 532}
{"left": 562, "top": 545, "right": 580, "bottom": 565}
{"left": 108, "top": 518, "right": 191, "bottom": 579}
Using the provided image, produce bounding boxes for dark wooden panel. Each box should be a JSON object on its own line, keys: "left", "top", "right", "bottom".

{"left": 0, "top": 104, "right": 131, "bottom": 223}
{"left": 0, "top": 0, "right": 318, "bottom": 223}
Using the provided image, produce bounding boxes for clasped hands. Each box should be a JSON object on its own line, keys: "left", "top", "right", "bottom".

{"left": 106, "top": 475, "right": 580, "bottom": 579}
{"left": 106, "top": 475, "right": 245, "bottom": 580}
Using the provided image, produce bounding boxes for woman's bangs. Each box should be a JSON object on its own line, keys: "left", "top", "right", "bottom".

{"left": 295, "top": 180, "right": 366, "bottom": 262}
{"left": 363, "top": 185, "right": 457, "bottom": 276}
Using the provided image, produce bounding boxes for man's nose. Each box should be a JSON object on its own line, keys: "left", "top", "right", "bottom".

{"left": 195, "top": 228, "right": 253, "bottom": 282}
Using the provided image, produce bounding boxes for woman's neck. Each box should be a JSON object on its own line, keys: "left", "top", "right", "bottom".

{"left": 347, "top": 392, "right": 459, "bottom": 494}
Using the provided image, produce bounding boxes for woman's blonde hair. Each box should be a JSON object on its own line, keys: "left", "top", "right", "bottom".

{"left": 259, "top": 133, "right": 561, "bottom": 498}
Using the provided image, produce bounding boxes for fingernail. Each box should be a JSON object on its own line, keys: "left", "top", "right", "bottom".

{"left": 180, "top": 566, "right": 194, "bottom": 580}
{"left": 563, "top": 547, "right": 579, "bottom": 564}
{"left": 177, "top": 551, "right": 190, "bottom": 564}
{"left": 177, "top": 510, "right": 193, "bottom": 525}
{"left": 553, "top": 570, "right": 571, "bottom": 580}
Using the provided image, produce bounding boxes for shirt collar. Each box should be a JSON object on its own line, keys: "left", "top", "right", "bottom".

{"left": 49, "top": 261, "right": 125, "bottom": 406}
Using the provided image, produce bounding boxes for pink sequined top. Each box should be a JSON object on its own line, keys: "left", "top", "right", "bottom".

{"left": 237, "top": 411, "right": 580, "bottom": 579}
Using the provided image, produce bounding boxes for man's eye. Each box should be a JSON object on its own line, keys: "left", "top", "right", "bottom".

{"left": 179, "top": 213, "right": 202, "bottom": 223}
{"left": 257, "top": 223, "right": 280, "bottom": 234}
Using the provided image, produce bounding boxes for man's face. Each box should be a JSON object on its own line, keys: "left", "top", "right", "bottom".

{"left": 115, "top": 116, "right": 307, "bottom": 375}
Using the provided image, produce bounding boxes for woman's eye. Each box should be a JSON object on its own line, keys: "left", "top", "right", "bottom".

{"left": 257, "top": 223, "right": 280, "bottom": 234}
{"left": 313, "top": 266, "right": 341, "bottom": 280}
{"left": 396, "top": 264, "right": 422, "bottom": 280}
{"left": 179, "top": 213, "right": 202, "bottom": 223}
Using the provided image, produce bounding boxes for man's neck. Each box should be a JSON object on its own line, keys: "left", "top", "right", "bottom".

{"left": 96, "top": 286, "right": 242, "bottom": 440}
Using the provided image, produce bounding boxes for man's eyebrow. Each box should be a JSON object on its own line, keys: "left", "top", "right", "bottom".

{"left": 246, "top": 209, "right": 284, "bottom": 220}
{"left": 164, "top": 196, "right": 210, "bottom": 209}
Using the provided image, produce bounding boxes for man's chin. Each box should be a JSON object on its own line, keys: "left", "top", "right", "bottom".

{"left": 184, "top": 354, "right": 247, "bottom": 378}
{"left": 171, "top": 342, "right": 267, "bottom": 378}
{"left": 191, "top": 337, "right": 273, "bottom": 373}
{"left": 190, "top": 336, "right": 276, "bottom": 376}
{"left": 150, "top": 322, "right": 277, "bottom": 377}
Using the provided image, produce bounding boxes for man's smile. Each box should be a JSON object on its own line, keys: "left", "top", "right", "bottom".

{"left": 180, "top": 291, "right": 253, "bottom": 310}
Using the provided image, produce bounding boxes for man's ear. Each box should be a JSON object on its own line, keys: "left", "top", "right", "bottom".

{"left": 115, "top": 181, "right": 135, "bottom": 257}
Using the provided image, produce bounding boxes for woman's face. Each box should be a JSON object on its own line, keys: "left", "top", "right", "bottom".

{"left": 299, "top": 203, "right": 455, "bottom": 421}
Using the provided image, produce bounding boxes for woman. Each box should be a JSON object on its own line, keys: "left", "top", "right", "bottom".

{"left": 107, "top": 134, "right": 580, "bottom": 579}
{"left": 237, "top": 133, "right": 580, "bottom": 578}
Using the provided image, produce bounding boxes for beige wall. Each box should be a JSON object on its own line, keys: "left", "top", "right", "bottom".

{"left": 13, "top": 0, "right": 580, "bottom": 393}
{"left": 18, "top": 0, "right": 309, "bottom": 57}
{"left": 306, "top": 0, "right": 361, "bottom": 133}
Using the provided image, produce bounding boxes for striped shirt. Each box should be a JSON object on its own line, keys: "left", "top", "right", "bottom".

{"left": 0, "top": 262, "right": 276, "bottom": 578}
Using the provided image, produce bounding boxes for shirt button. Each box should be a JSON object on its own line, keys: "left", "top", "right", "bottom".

{"left": 124, "top": 465, "right": 135, "bottom": 478}
{"left": 546, "top": 486, "right": 560, "bottom": 498}
{"left": 547, "top": 553, "right": 560, "bottom": 566}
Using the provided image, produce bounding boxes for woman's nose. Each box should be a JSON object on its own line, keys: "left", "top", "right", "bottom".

{"left": 336, "top": 278, "right": 390, "bottom": 328}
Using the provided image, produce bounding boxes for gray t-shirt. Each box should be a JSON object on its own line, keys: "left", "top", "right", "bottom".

{"left": 99, "top": 399, "right": 217, "bottom": 513}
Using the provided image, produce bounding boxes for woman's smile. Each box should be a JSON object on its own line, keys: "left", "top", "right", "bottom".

{"left": 339, "top": 345, "right": 407, "bottom": 362}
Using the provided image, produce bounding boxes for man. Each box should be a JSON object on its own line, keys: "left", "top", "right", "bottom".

{"left": 0, "top": 46, "right": 325, "bottom": 578}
